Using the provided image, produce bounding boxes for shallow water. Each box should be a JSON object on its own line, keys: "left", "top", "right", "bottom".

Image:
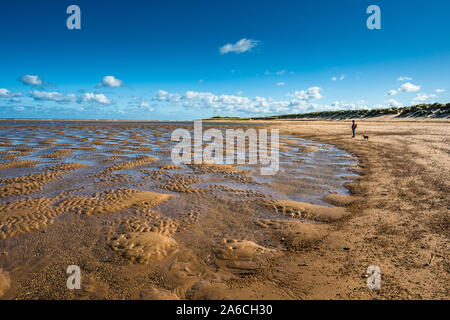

{"left": 0, "top": 122, "right": 358, "bottom": 299}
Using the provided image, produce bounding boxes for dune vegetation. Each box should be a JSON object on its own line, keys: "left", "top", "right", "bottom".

{"left": 206, "top": 103, "right": 450, "bottom": 120}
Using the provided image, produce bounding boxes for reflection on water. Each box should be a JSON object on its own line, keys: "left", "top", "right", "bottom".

{"left": 0, "top": 122, "right": 358, "bottom": 205}
{"left": 0, "top": 121, "right": 359, "bottom": 299}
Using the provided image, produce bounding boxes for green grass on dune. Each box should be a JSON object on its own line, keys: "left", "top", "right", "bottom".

{"left": 205, "top": 102, "right": 450, "bottom": 121}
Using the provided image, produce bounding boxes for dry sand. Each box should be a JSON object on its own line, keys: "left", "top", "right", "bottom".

{"left": 261, "top": 119, "right": 449, "bottom": 299}
{"left": 0, "top": 119, "right": 448, "bottom": 300}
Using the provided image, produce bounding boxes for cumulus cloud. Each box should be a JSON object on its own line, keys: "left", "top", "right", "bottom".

{"left": 20, "top": 75, "right": 44, "bottom": 86}
{"left": 385, "top": 99, "right": 403, "bottom": 108}
{"left": 399, "top": 82, "right": 421, "bottom": 92}
{"left": 29, "top": 89, "right": 113, "bottom": 105}
{"left": 152, "top": 87, "right": 323, "bottom": 115}
{"left": 98, "top": 76, "right": 123, "bottom": 88}
{"left": 289, "top": 87, "right": 322, "bottom": 102}
{"left": 153, "top": 89, "right": 181, "bottom": 102}
{"left": 324, "top": 100, "right": 369, "bottom": 111}
{"left": 386, "top": 90, "right": 397, "bottom": 96}
{"left": 80, "top": 93, "right": 112, "bottom": 104}
{"left": 435, "top": 89, "right": 445, "bottom": 93}
{"left": 139, "top": 102, "right": 154, "bottom": 110}
{"left": 128, "top": 97, "right": 155, "bottom": 111}
{"left": 30, "top": 90, "right": 76, "bottom": 102}
{"left": 397, "top": 76, "right": 412, "bottom": 81}
{"left": 412, "top": 93, "right": 436, "bottom": 105}
{"left": 387, "top": 82, "right": 421, "bottom": 96}
{"left": 219, "top": 38, "right": 259, "bottom": 54}
{"left": 0, "top": 88, "right": 22, "bottom": 98}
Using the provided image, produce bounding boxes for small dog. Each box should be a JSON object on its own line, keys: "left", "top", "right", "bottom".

{"left": 363, "top": 135, "right": 369, "bottom": 140}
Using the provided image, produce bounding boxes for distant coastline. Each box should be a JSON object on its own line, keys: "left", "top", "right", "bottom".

{"left": 1, "top": 103, "right": 448, "bottom": 123}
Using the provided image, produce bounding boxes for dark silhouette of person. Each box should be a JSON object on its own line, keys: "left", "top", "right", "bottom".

{"left": 351, "top": 120, "right": 357, "bottom": 138}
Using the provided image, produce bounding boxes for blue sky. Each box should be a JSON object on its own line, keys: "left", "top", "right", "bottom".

{"left": 0, "top": 0, "right": 449, "bottom": 120}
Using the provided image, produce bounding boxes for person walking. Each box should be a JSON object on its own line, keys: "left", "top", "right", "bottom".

{"left": 351, "top": 120, "right": 357, "bottom": 138}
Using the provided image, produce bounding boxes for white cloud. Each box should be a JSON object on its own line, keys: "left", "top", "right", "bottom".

{"left": 29, "top": 89, "right": 113, "bottom": 105}
{"left": 289, "top": 87, "right": 322, "bottom": 102}
{"left": 325, "top": 100, "right": 368, "bottom": 111}
{"left": 129, "top": 97, "right": 154, "bottom": 111}
{"left": 386, "top": 90, "right": 397, "bottom": 96}
{"left": 30, "top": 90, "right": 76, "bottom": 102}
{"left": 435, "top": 89, "right": 445, "bottom": 93}
{"left": 20, "top": 75, "right": 43, "bottom": 86}
{"left": 331, "top": 75, "right": 345, "bottom": 81}
{"left": 154, "top": 89, "right": 168, "bottom": 101}
{"left": 387, "top": 82, "right": 421, "bottom": 96}
{"left": 99, "top": 75, "right": 123, "bottom": 88}
{"left": 152, "top": 86, "right": 323, "bottom": 115}
{"left": 412, "top": 93, "right": 436, "bottom": 105}
{"left": 80, "top": 93, "right": 112, "bottom": 104}
{"left": 153, "top": 89, "right": 181, "bottom": 102}
{"left": 139, "top": 102, "right": 154, "bottom": 110}
{"left": 397, "top": 76, "right": 412, "bottom": 81}
{"left": 235, "top": 90, "right": 243, "bottom": 95}
{"left": 0, "top": 88, "right": 22, "bottom": 98}
{"left": 276, "top": 82, "right": 286, "bottom": 86}
{"left": 385, "top": 99, "right": 403, "bottom": 108}
{"left": 219, "top": 38, "right": 259, "bottom": 54}
{"left": 264, "top": 69, "right": 294, "bottom": 76}
{"left": 399, "top": 82, "right": 421, "bottom": 92}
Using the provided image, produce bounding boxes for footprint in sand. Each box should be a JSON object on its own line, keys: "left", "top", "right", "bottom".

{"left": 0, "top": 269, "right": 10, "bottom": 298}
{"left": 214, "top": 239, "right": 276, "bottom": 272}
{"left": 267, "top": 199, "right": 349, "bottom": 222}
{"left": 140, "top": 286, "right": 180, "bottom": 300}
{"left": 185, "top": 280, "right": 231, "bottom": 300}
{"left": 109, "top": 231, "right": 178, "bottom": 264}
{"left": 255, "top": 219, "right": 329, "bottom": 251}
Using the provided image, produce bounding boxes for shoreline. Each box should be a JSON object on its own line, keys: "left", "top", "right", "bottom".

{"left": 1, "top": 117, "right": 449, "bottom": 123}
{"left": 261, "top": 120, "right": 449, "bottom": 299}
{"left": 0, "top": 119, "right": 448, "bottom": 299}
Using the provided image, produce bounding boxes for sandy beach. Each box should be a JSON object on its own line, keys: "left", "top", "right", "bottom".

{"left": 264, "top": 119, "right": 450, "bottom": 299}
{"left": 0, "top": 119, "right": 448, "bottom": 300}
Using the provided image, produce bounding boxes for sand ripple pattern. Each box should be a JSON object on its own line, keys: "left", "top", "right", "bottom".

{"left": 56, "top": 189, "right": 172, "bottom": 215}
{"left": 108, "top": 207, "right": 199, "bottom": 264}
{"left": 0, "top": 197, "right": 62, "bottom": 239}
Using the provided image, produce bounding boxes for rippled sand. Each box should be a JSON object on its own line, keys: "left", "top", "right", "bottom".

{"left": 0, "top": 121, "right": 361, "bottom": 299}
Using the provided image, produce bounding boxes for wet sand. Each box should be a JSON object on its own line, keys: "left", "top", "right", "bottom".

{"left": 261, "top": 119, "right": 449, "bottom": 299}
{"left": 0, "top": 119, "right": 448, "bottom": 299}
